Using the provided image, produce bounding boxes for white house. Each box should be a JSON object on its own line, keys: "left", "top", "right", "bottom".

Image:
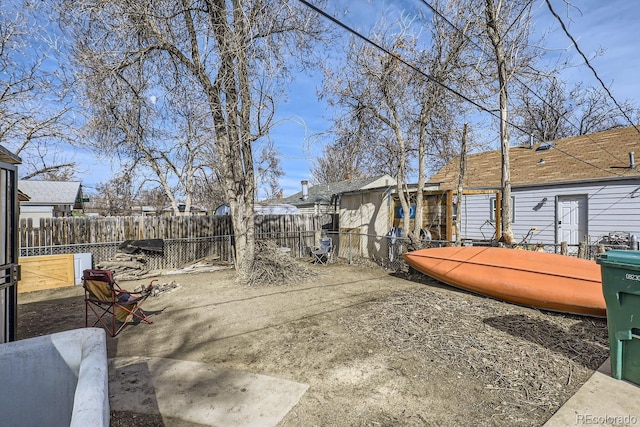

{"left": 429, "top": 126, "right": 640, "bottom": 247}
{"left": 17, "top": 181, "right": 84, "bottom": 223}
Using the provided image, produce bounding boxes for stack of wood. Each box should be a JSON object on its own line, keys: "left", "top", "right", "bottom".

{"left": 96, "top": 252, "right": 151, "bottom": 280}
{"left": 165, "top": 255, "right": 233, "bottom": 275}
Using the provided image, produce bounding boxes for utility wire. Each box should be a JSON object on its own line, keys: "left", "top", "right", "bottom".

{"left": 298, "top": 0, "right": 636, "bottom": 179}
{"left": 295, "top": 0, "right": 530, "bottom": 135}
{"left": 418, "top": 0, "right": 629, "bottom": 167}
{"left": 544, "top": 0, "right": 640, "bottom": 135}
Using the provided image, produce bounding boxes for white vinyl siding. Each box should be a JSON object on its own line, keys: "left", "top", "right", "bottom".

{"left": 457, "top": 179, "right": 640, "bottom": 245}
{"left": 457, "top": 194, "right": 498, "bottom": 241}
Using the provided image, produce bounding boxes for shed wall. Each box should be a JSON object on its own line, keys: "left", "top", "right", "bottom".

{"left": 340, "top": 191, "right": 391, "bottom": 259}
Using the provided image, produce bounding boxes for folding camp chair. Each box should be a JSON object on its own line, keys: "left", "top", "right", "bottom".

{"left": 312, "top": 237, "right": 333, "bottom": 265}
{"left": 83, "top": 269, "right": 156, "bottom": 337}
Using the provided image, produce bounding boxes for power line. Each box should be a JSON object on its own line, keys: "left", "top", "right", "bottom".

{"left": 297, "top": 0, "right": 636, "bottom": 179}
{"left": 294, "top": 0, "right": 530, "bottom": 135}
{"left": 418, "top": 0, "right": 629, "bottom": 166}
{"left": 544, "top": 0, "right": 640, "bottom": 135}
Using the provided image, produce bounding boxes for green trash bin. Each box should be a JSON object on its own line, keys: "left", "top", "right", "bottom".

{"left": 597, "top": 250, "right": 640, "bottom": 385}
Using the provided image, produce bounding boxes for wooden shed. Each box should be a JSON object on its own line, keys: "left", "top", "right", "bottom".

{"left": 390, "top": 189, "right": 500, "bottom": 242}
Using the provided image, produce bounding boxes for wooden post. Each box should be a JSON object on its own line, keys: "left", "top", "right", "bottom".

{"left": 578, "top": 241, "right": 586, "bottom": 259}
{"left": 561, "top": 241, "right": 568, "bottom": 256}
{"left": 495, "top": 193, "right": 502, "bottom": 241}
{"left": 445, "top": 190, "right": 454, "bottom": 242}
{"left": 456, "top": 123, "right": 468, "bottom": 246}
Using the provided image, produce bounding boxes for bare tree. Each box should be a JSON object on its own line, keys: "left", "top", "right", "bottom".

{"left": 255, "top": 141, "right": 284, "bottom": 200}
{"left": 0, "top": 2, "right": 77, "bottom": 180}
{"left": 569, "top": 84, "right": 639, "bottom": 136}
{"left": 93, "top": 175, "right": 135, "bottom": 217}
{"left": 479, "top": 0, "right": 538, "bottom": 244}
{"left": 137, "top": 187, "right": 171, "bottom": 215}
{"left": 320, "top": 3, "right": 472, "bottom": 247}
{"left": 410, "top": 1, "right": 472, "bottom": 246}
{"left": 513, "top": 77, "right": 571, "bottom": 143}
{"left": 514, "top": 77, "right": 639, "bottom": 143}
{"left": 311, "top": 142, "right": 367, "bottom": 185}
{"left": 62, "top": 0, "right": 327, "bottom": 277}
{"left": 77, "top": 51, "right": 207, "bottom": 216}
{"left": 311, "top": 120, "right": 397, "bottom": 184}
{"left": 455, "top": 123, "right": 468, "bottom": 246}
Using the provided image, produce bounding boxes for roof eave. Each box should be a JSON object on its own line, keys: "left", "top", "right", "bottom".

{"left": 511, "top": 174, "right": 640, "bottom": 189}
{"left": 0, "top": 146, "right": 21, "bottom": 165}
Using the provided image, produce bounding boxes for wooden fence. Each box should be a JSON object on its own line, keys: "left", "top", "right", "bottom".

{"left": 19, "top": 214, "right": 334, "bottom": 248}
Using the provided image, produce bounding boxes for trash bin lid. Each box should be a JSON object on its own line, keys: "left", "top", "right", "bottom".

{"left": 596, "top": 250, "right": 640, "bottom": 267}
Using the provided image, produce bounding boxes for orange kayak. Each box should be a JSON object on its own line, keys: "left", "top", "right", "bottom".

{"left": 403, "top": 246, "right": 606, "bottom": 317}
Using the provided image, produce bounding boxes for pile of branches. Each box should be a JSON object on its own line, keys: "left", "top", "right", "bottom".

{"left": 244, "top": 240, "right": 317, "bottom": 286}
{"left": 96, "top": 252, "right": 151, "bottom": 280}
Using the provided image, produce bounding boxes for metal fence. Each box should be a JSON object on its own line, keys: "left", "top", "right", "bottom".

{"left": 20, "top": 236, "right": 234, "bottom": 270}
{"left": 19, "top": 230, "right": 633, "bottom": 273}
{"left": 20, "top": 242, "right": 121, "bottom": 265}
{"left": 18, "top": 232, "right": 318, "bottom": 270}
{"left": 322, "top": 231, "right": 635, "bottom": 272}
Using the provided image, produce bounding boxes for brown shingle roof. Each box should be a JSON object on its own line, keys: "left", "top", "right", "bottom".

{"left": 429, "top": 126, "right": 640, "bottom": 190}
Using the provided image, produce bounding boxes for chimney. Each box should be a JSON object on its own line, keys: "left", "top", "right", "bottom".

{"left": 277, "top": 189, "right": 283, "bottom": 199}
{"left": 630, "top": 152, "right": 636, "bottom": 169}
{"left": 529, "top": 134, "right": 534, "bottom": 149}
{"left": 301, "top": 180, "right": 309, "bottom": 201}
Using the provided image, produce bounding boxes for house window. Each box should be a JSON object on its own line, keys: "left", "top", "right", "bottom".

{"left": 490, "top": 196, "right": 515, "bottom": 222}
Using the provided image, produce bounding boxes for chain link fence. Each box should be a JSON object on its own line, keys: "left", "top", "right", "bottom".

{"left": 324, "top": 231, "right": 635, "bottom": 272}
{"left": 19, "top": 232, "right": 317, "bottom": 271}
{"left": 161, "top": 236, "right": 233, "bottom": 270}
{"left": 20, "top": 242, "right": 121, "bottom": 266}
{"left": 19, "top": 230, "right": 635, "bottom": 273}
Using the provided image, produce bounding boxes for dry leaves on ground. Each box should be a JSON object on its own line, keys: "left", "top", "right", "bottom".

{"left": 342, "top": 275, "right": 609, "bottom": 424}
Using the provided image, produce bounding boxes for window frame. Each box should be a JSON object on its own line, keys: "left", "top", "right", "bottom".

{"left": 490, "top": 196, "right": 515, "bottom": 223}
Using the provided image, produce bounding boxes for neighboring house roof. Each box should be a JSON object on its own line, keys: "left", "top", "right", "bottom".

{"left": 255, "top": 204, "right": 300, "bottom": 214}
{"left": 162, "top": 203, "right": 207, "bottom": 213}
{"left": 214, "top": 203, "right": 301, "bottom": 215}
{"left": 276, "top": 174, "right": 396, "bottom": 206}
{"left": 18, "top": 181, "right": 82, "bottom": 205}
{"left": 131, "top": 205, "right": 157, "bottom": 213}
{"left": 18, "top": 190, "right": 29, "bottom": 202}
{"left": 0, "top": 145, "right": 21, "bottom": 164}
{"left": 429, "top": 126, "right": 640, "bottom": 190}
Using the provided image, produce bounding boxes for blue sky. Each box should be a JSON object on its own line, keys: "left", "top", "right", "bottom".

{"left": 269, "top": 0, "right": 640, "bottom": 198}
{"left": 66, "top": 0, "right": 640, "bottom": 199}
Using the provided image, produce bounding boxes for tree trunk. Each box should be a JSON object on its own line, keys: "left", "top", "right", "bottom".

{"left": 228, "top": 195, "right": 255, "bottom": 279}
{"left": 485, "top": 0, "right": 514, "bottom": 244}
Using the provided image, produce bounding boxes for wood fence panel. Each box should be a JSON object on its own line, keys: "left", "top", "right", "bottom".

{"left": 19, "top": 214, "right": 319, "bottom": 248}
{"left": 18, "top": 254, "right": 75, "bottom": 293}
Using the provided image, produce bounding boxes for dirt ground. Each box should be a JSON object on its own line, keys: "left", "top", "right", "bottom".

{"left": 17, "top": 261, "right": 610, "bottom": 426}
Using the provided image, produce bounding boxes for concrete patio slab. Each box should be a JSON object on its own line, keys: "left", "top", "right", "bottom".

{"left": 544, "top": 358, "right": 640, "bottom": 426}
{"left": 108, "top": 356, "right": 309, "bottom": 427}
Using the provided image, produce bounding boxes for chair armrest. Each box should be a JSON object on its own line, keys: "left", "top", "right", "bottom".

{"left": 115, "top": 283, "right": 154, "bottom": 302}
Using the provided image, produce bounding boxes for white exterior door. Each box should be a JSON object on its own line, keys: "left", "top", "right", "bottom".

{"left": 556, "top": 195, "right": 587, "bottom": 244}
